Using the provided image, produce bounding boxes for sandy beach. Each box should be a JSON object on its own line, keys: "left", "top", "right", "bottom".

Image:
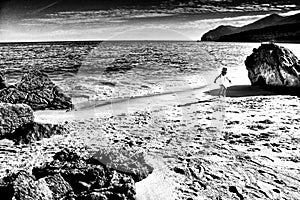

{"left": 0, "top": 77, "right": 299, "bottom": 199}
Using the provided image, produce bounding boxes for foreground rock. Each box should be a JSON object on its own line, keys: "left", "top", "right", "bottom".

{"left": 0, "top": 70, "right": 73, "bottom": 110}
{"left": 245, "top": 43, "right": 300, "bottom": 88}
{"left": 0, "top": 171, "right": 71, "bottom": 200}
{"left": 0, "top": 148, "right": 153, "bottom": 200}
{"left": 0, "top": 103, "right": 67, "bottom": 144}
{"left": 8, "top": 122, "right": 68, "bottom": 144}
{"left": 92, "top": 148, "right": 154, "bottom": 182}
{"left": 0, "top": 103, "right": 34, "bottom": 139}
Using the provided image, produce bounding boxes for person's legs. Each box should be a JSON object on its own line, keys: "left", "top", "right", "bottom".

{"left": 222, "top": 87, "right": 227, "bottom": 97}
{"left": 218, "top": 85, "right": 223, "bottom": 97}
{"left": 219, "top": 85, "right": 226, "bottom": 97}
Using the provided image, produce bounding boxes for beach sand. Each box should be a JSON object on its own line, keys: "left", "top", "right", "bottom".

{"left": 1, "top": 82, "right": 300, "bottom": 199}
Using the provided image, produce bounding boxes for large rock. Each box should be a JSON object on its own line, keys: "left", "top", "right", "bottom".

{"left": 92, "top": 148, "right": 154, "bottom": 182}
{"left": 32, "top": 148, "right": 153, "bottom": 200}
{"left": 0, "top": 171, "right": 72, "bottom": 200}
{"left": 0, "top": 103, "right": 34, "bottom": 139}
{"left": 245, "top": 43, "right": 300, "bottom": 87}
{"left": 0, "top": 103, "right": 67, "bottom": 144}
{"left": 0, "top": 148, "right": 153, "bottom": 199}
{"left": 8, "top": 122, "right": 68, "bottom": 145}
{"left": 0, "top": 70, "right": 73, "bottom": 110}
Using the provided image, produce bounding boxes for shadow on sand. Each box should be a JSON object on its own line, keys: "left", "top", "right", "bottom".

{"left": 205, "top": 85, "right": 300, "bottom": 97}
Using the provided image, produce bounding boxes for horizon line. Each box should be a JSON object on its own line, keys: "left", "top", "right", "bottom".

{"left": 0, "top": 39, "right": 201, "bottom": 44}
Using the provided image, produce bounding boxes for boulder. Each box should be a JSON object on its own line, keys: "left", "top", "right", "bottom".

{"left": 92, "top": 148, "right": 154, "bottom": 182}
{"left": 0, "top": 171, "right": 72, "bottom": 200}
{"left": 0, "top": 148, "right": 152, "bottom": 199}
{"left": 8, "top": 122, "right": 68, "bottom": 145}
{"left": 0, "top": 70, "right": 73, "bottom": 110}
{"left": 0, "top": 103, "right": 34, "bottom": 139}
{"left": 32, "top": 148, "right": 152, "bottom": 200}
{"left": 245, "top": 43, "right": 300, "bottom": 87}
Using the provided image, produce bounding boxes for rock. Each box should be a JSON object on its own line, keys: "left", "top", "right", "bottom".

{"left": 8, "top": 122, "right": 68, "bottom": 144}
{"left": 41, "top": 174, "right": 73, "bottom": 200}
{"left": 0, "top": 70, "right": 73, "bottom": 110}
{"left": 0, "top": 171, "right": 73, "bottom": 200}
{"left": 0, "top": 103, "right": 34, "bottom": 139}
{"left": 0, "top": 171, "right": 54, "bottom": 200}
{"left": 92, "top": 148, "right": 154, "bottom": 182}
{"left": 245, "top": 43, "right": 300, "bottom": 88}
{"left": 32, "top": 148, "right": 143, "bottom": 200}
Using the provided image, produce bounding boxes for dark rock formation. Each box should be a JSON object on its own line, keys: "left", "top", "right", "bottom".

{"left": 245, "top": 43, "right": 300, "bottom": 88}
{"left": 8, "top": 122, "right": 68, "bottom": 144}
{"left": 0, "top": 70, "right": 73, "bottom": 110}
{"left": 0, "top": 103, "right": 67, "bottom": 144}
{"left": 0, "top": 103, "right": 34, "bottom": 139}
{"left": 0, "top": 148, "right": 150, "bottom": 199}
{"left": 32, "top": 148, "right": 150, "bottom": 200}
{"left": 0, "top": 171, "right": 72, "bottom": 200}
{"left": 92, "top": 148, "right": 154, "bottom": 182}
{"left": 201, "top": 13, "right": 300, "bottom": 42}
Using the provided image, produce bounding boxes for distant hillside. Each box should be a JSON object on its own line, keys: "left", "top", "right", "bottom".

{"left": 201, "top": 13, "right": 300, "bottom": 42}
{"left": 218, "top": 22, "right": 300, "bottom": 43}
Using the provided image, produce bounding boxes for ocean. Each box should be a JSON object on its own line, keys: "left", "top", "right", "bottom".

{"left": 1, "top": 41, "right": 299, "bottom": 106}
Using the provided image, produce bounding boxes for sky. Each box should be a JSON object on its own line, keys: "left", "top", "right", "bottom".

{"left": 0, "top": 0, "right": 300, "bottom": 42}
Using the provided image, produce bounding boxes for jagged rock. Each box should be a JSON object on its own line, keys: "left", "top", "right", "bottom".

{"left": 0, "top": 170, "right": 72, "bottom": 200}
{"left": 0, "top": 103, "right": 34, "bottom": 139}
{"left": 8, "top": 122, "right": 68, "bottom": 144}
{"left": 245, "top": 43, "right": 300, "bottom": 87}
{"left": 32, "top": 148, "right": 151, "bottom": 200}
{"left": 41, "top": 174, "right": 73, "bottom": 200}
{"left": 0, "top": 70, "right": 73, "bottom": 110}
{"left": 92, "top": 148, "right": 154, "bottom": 182}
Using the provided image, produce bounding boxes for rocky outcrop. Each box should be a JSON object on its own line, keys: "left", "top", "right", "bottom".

{"left": 0, "top": 148, "right": 145, "bottom": 200}
{"left": 31, "top": 148, "right": 152, "bottom": 199}
{"left": 0, "top": 103, "right": 67, "bottom": 144}
{"left": 0, "top": 103, "right": 34, "bottom": 139}
{"left": 92, "top": 148, "right": 154, "bottom": 182}
{"left": 0, "top": 70, "right": 73, "bottom": 110}
{"left": 245, "top": 43, "right": 300, "bottom": 88}
{"left": 8, "top": 122, "right": 68, "bottom": 145}
{"left": 0, "top": 171, "right": 72, "bottom": 200}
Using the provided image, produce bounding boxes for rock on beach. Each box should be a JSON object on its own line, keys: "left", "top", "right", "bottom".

{"left": 0, "top": 148, "right": 153, "bottom": 200}
{"left": 0, "top": 70, "right": 73, "bottom": 110}
{"left": 0, "top": 102, "right": 67, "bottom": 144}
{"left": 245, "top": 43, "right": 300, "bottom": 88}
{"left": 0, "top": 103, "right": 34, "bottom": 139}
{"left": 8, "top": 122, "right": 68, "bottom": 145}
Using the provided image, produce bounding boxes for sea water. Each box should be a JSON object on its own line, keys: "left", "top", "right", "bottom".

{"left": 0, "top": 41, "right": 299, "bottom": 105}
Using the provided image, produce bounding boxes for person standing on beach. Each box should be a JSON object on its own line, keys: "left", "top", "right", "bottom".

{"left": 214, "top": 67, "right": 231, "bottom": 97}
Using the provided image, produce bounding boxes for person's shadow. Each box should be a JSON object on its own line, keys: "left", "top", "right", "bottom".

{"left": 205, "top": 85, "right": 300, "bottom": 97}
